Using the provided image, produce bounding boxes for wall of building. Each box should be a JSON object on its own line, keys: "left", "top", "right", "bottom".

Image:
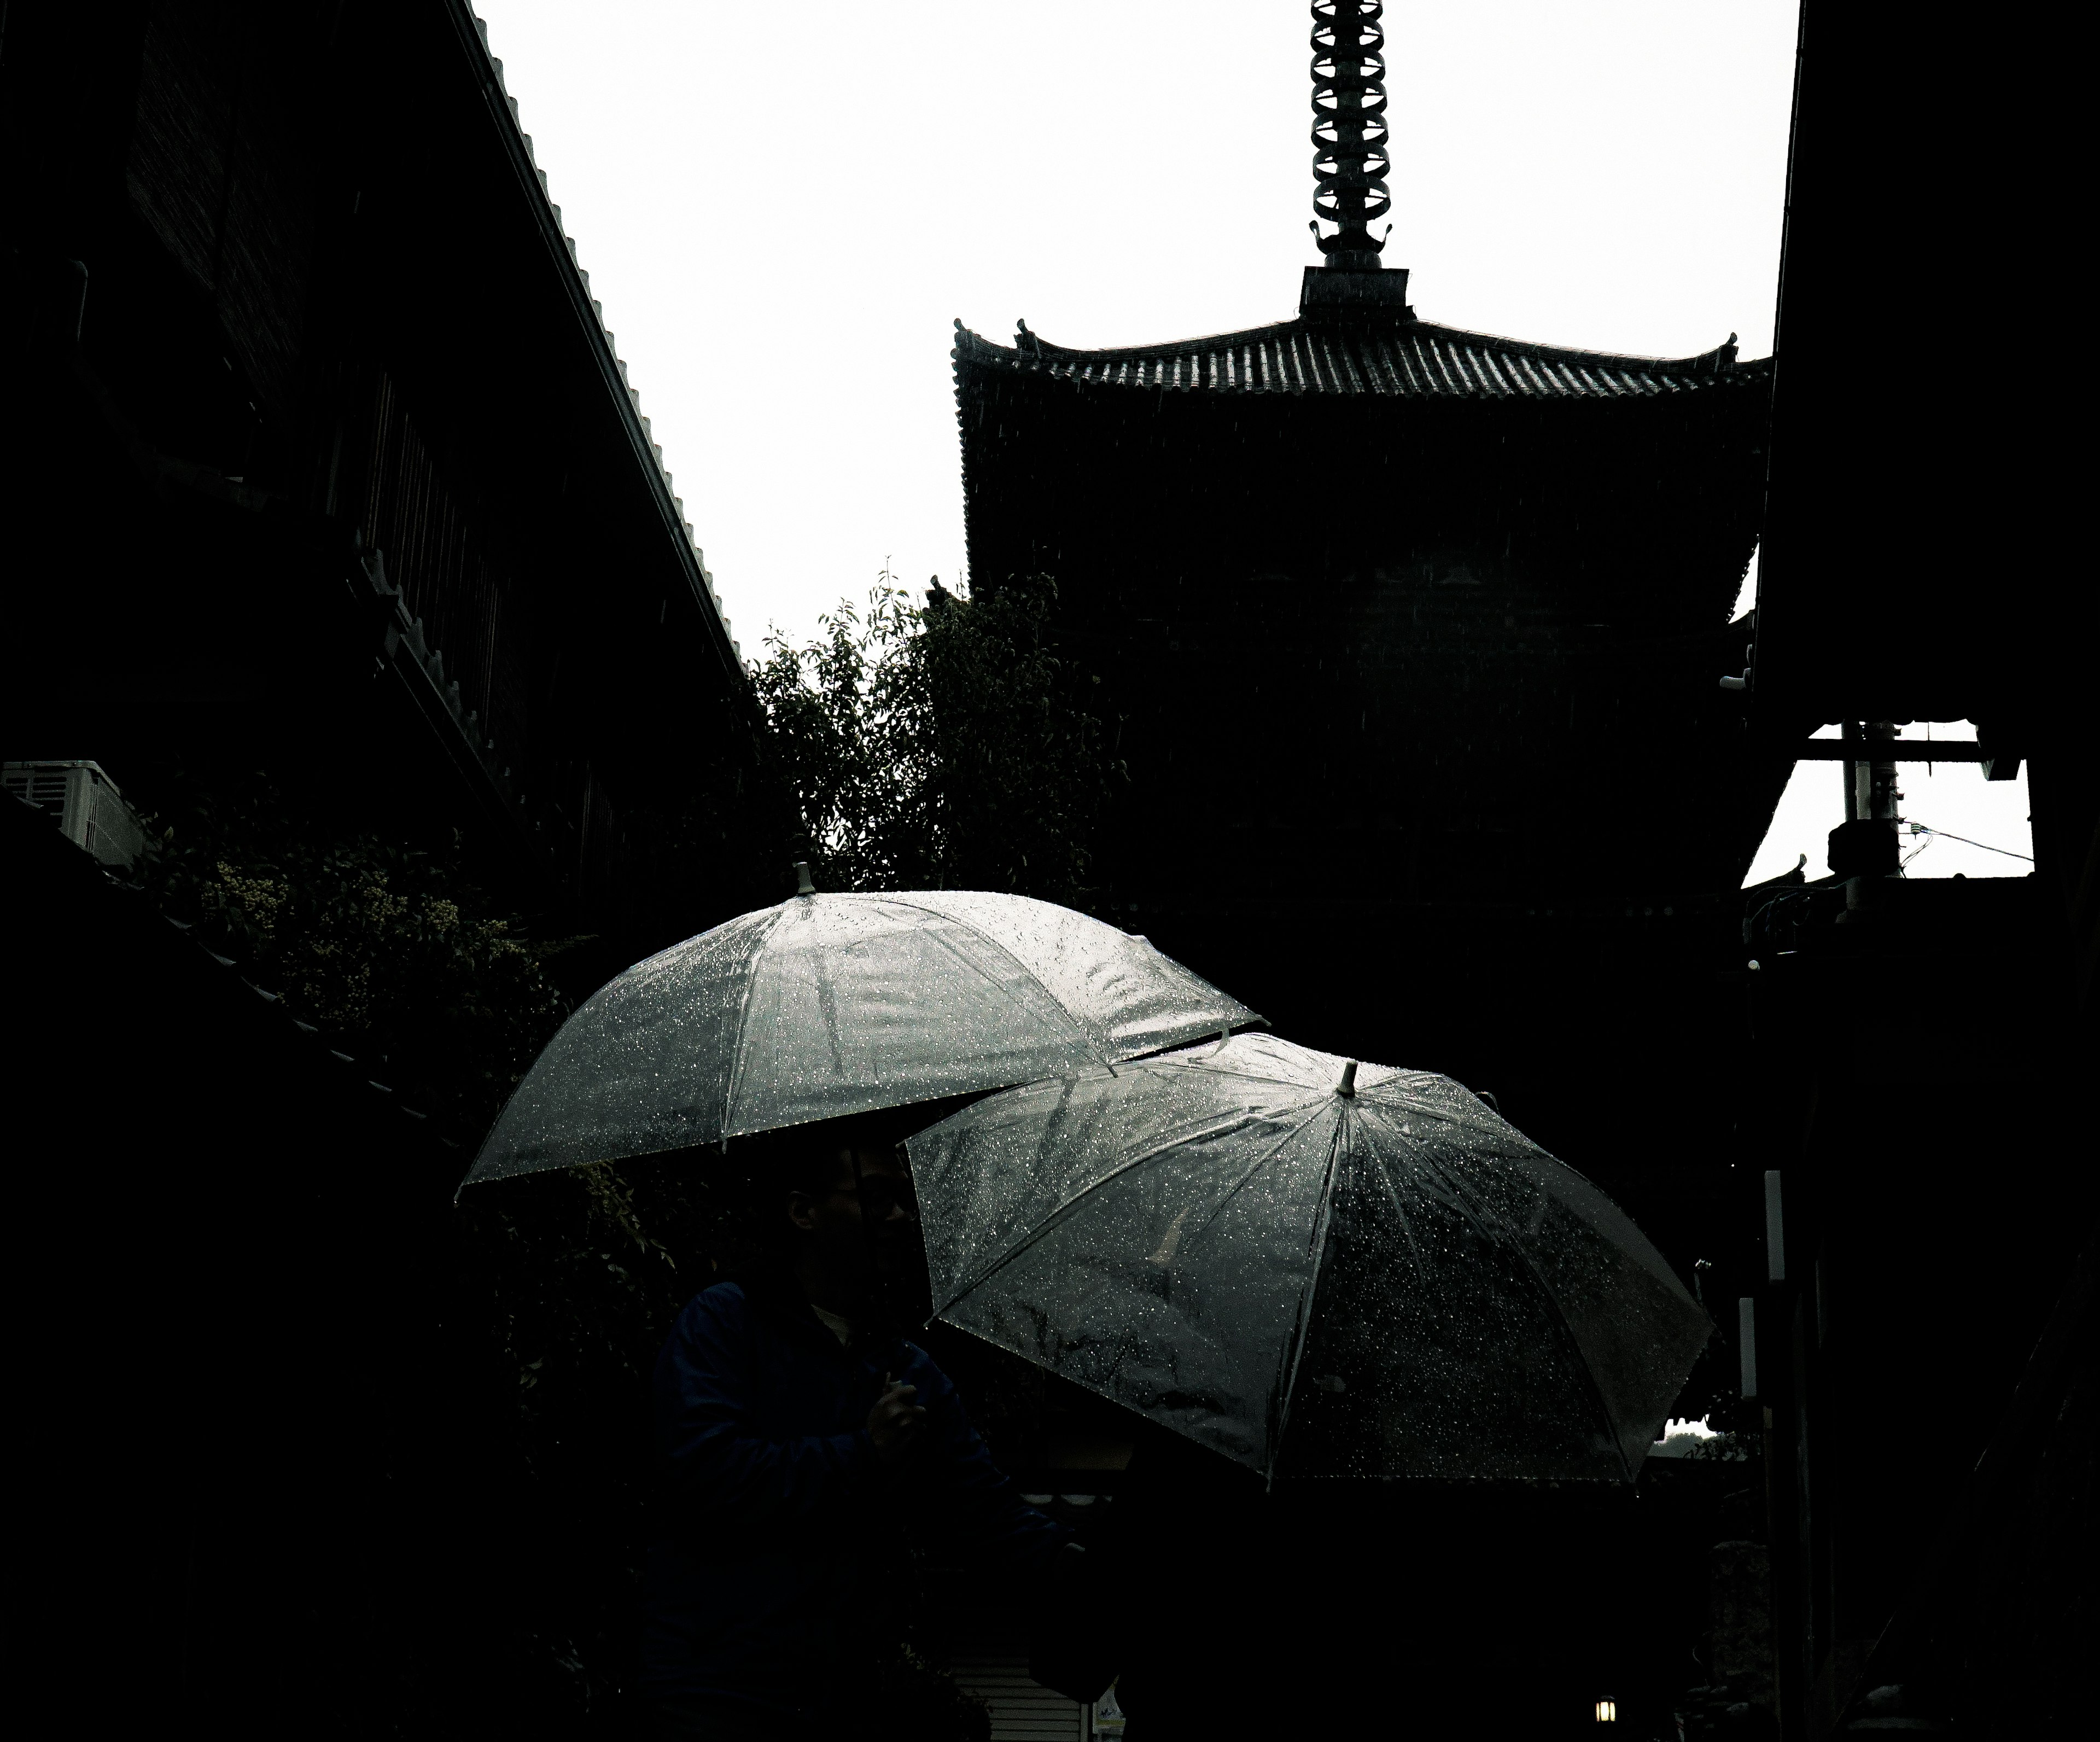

{"left": 3, "top": 0, "right": 785, "bottom": 964}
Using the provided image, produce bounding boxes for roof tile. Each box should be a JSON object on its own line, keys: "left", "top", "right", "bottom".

{"left": 955, "top": 317, "right": 1759, "bottom": 401}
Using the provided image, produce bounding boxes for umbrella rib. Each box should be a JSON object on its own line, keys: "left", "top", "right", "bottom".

{"left": 874, "top": 894, "right": 1117, "bottom": 1057}
{"left": 1175, "top": 1098, "right": 1335, "bottom": 1253}
{"left": 1267, "top": 1115, "right": 1349, "bottom": 1483}
{"left": 720, "top": 904, "right": 791, "bottom": 1140}
{"left": 812, "top": 930, "right": 850, "bottom": 1081}
{"left": 1375, "top": 1088, "right": 1694, "bottom": 1300}
{"left": 1396, "top": 1127, "right": 1636, "bottom": 1484}
{"left": 1119, "top": 1019, "right": 1265, "bottom": 1062}
{"left": 1359, "top": 1109, "right": 1431, "bottom": 1275}
{"left": 931, "top": 1106, "right": 1281, "bottom": 1319}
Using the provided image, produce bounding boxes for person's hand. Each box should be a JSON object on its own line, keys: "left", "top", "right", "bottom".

{"left": 867, "top": 1373, "right": 928, "bottom": 1466}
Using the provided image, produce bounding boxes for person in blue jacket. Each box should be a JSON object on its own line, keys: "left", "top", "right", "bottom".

{"left": 640, "top": 1125, "right": 1074, "bottom": 1739}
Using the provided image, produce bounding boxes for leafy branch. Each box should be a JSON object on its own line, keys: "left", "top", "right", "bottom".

{"left": 751, "top": 570, "right": 1123, "bottom": 907}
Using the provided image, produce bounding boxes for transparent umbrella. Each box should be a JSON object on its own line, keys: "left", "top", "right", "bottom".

{"left": 907, "top": 1032, "right": 1710, "bottom": 1482}
{"left": 463, "top": 887, "right": 1261, "bottom": 1187}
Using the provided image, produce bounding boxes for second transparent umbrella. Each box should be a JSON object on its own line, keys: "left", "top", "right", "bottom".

{"left": 907, "top": 1032, "right": 1710, "bottom": 1481}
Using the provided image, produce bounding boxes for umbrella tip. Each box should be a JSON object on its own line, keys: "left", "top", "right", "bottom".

{"left": 1337, "top": 1059, "right": 1358, "bottom": 1098}
{"left": 794, "top": 861, "right": 816, "bottom": 896}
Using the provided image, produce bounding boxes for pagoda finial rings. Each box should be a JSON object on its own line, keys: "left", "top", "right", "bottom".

{"left": 1310, "top": 53, "right": 1387, "bottom": 91}
{"left": 1314, "top": 187, "right": 1392, "bottom": 222}
{"left": 1311, "top": 0, "right": 1384, "bottom": 27}
{"left": 1311, "top": 17, "right": 1384, "bottom": 56}
{"left": 1310, "top": 59, "right": 1389, "bottom": 120}
{"left": 1311, "top": 83, "right": 1389, "bottom": 120}
{"left": 1309, "top": 0, "right": 1391, "bottom": 259}
{"left": 1311, "top": 112, "right": 1391, "bottom": 148}
{"left": 1314, "top": 162, "right": 1392, "bottom": 197}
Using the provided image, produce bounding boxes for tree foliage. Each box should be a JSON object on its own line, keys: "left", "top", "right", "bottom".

{"left": 135, "top": 772, "right": 568, "bottom": 1132}
{"left": 751, "top": 572, "right": 1123, "bottom": 906}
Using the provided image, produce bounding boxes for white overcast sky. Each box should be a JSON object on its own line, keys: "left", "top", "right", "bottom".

{"left": 476, "top": 1, "right": 2034, "bottom": 881}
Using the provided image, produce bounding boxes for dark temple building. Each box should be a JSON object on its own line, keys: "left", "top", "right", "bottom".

{"left": 953, "top": 3, "right": 1782, "bottom": 1233}
{"left": 950, "top": 4, "right": 1793, "bottom": 1733}
{"left": 957, "top": 0, "right": 1781, "bottom": 928}
{"left": 955, "top": 300, "right": 1775, "bottom": 908}
{"left": 958, "top": 12, "right": 2097, "bottom": 1727}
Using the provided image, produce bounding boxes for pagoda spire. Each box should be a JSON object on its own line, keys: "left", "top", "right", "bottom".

{"left": 1309, "top": 0, "right": 1391, "bottom": 271}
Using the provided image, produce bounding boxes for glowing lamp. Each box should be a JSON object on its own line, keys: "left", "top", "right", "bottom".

{"left": 1595, "top": 1698, "right": 1618, "bottom": 1722}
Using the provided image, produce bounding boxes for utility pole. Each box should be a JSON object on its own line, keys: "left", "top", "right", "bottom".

{"left": 1832, "top": 719, "right": 1901, "bottom": 917}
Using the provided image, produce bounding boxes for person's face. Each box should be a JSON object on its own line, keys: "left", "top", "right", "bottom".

{"left": 788, "top": 1148, "right": 919, "bottom": 1284}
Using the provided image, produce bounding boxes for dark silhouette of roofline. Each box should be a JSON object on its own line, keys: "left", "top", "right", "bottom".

{"left": 958, "top": 315, "right": 1757, "bottom": 401}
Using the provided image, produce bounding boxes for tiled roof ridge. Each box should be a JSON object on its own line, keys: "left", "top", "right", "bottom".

{"left": 466, "top": 8, "right": 740, "bottom": 665}
{"left": 956, "top": 317, "right": 1758, "bottom": 376}
{"left": 953, "top": 316, "right": 1765, "bottom": 401}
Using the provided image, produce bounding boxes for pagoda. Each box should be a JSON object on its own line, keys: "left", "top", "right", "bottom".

{"left": 953, "top": 1, "right": 1781, "bottom": 928}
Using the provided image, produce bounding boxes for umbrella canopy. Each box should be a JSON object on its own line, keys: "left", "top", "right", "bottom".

{"left": 465, "top": 889, "right": 1261, "bottom": 1186}
{"left": 907, "top": 1032, "right": 1709, "bottom": 1482}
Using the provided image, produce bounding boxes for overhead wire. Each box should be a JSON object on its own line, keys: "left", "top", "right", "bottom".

{"left": 1903, "top": 822, "right": 2033, "bottom": 863}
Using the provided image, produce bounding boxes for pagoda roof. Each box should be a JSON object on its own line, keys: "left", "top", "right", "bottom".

{"left": 954, "top": 316, "right": 1764, "bottom": 401}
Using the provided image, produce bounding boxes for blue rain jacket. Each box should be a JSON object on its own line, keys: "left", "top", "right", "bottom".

{"left": 640, "top": 1275, "right": 1067, "bottom": 1722}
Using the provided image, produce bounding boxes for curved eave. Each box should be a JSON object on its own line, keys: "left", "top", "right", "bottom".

{"left": 453, "top": 2, "right": 744, "bottom": 673}
{"left": 952, "top": 317, "right": 1769, "bottom": 401}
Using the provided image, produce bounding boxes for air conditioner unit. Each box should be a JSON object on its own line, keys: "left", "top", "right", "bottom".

{"left": 3, "top": 760, "right": 146, "bottom": 867}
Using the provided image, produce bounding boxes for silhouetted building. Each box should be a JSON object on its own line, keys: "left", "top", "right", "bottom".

{"left": 3, "top": 2, "right": 783, "bottom": 1732}
{"left": 5, "top": 0, "right": 777, "bottom": 961}
{"left": 953, "top": 1, "right": 1776, "bottom": 1261}
{"left": 953, "top": 4, "right": 1792, "bottom": 1732}
{"left": 956, "top": 295, "right": 1775, "bottom": 910}
{"left": 953, "top": 0, "right": 1787, "bottom": 1104}
{"left": 1729, "top": 7, "right": 2096, "bottom": 1738}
